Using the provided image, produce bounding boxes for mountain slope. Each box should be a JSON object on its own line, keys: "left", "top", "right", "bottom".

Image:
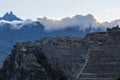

{"left": 0, "top": 36, "right": 89, "bottom": 80}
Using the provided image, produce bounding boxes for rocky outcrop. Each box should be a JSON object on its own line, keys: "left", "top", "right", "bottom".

{"left": 0, "top": 37, "right": 89, "bottom": 80}
{"left": 0, "top": 26, "right": 120, "bottom": 80}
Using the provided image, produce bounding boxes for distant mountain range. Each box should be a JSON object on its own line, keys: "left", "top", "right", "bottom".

{"left": 0, "top": 11, "right": 120, "bottom": 66}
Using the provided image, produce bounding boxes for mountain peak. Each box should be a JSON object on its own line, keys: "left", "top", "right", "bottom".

{"left": 0, "top": 11, "right": 22, "bottom": 21}
{"left": 10, "top": 11, "right": 13, "bottom": 15}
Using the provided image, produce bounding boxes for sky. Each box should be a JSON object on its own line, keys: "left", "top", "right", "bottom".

{"left": 0, "top": 0, "right": 120, "bottom": 22}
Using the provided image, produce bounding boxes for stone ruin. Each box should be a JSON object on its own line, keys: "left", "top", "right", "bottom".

{"left": 78, "top": 25, "right": 120, "bottom": 80}
{"left": 107, "top": 25, "right": 120, "bottom": 33}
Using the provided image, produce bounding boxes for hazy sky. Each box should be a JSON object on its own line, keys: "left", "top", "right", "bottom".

{"left": 0, "top": 0, "right": 120, "bottom": 22}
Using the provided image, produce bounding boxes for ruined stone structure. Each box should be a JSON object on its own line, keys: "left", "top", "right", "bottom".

{"left": 79, "top": 26, "right": 120, "bottom": 80}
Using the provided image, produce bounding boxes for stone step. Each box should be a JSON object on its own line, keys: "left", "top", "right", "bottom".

{"left": 80, "top": 73, "right": 120, "bottom": 78}
{"left": 62, "top": 55, "right": 85, "bottom": 58}
{"left": 60, "top": 57, "right": 85, "bottom": 62}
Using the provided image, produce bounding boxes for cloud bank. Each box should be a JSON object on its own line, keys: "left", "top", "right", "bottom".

{"left": 37, "top": 14, "right": 102, "bottom": 31}
{"left": 0, "top": 19, "right": 34, "bottom": 30}
{"left": 0, "top": 14, "right": 120, "bottom": 31}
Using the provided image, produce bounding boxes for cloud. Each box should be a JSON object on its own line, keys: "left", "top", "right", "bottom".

{"left": 102, "top": 19, "right": 120, "bottom": 28}
{"left": 37, "top": 14, "right": 101, "bottom": 31}
{"left": 0, "top": 19, "right": 34, "bottom": 30}
{"left": 37, "top": 14, "right": 120, "bottom": 31}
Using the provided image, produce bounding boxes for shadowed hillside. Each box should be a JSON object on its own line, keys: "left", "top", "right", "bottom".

{"left": 0, "top": 26, "right": 120, "bottom": 80}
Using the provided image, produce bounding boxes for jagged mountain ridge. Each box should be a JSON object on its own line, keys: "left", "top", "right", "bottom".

{"left": 0, "top": 26, "right": 120, "bottom": 80}
{"left": 0, "top": 11, "right": 22, "bottom": 21}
